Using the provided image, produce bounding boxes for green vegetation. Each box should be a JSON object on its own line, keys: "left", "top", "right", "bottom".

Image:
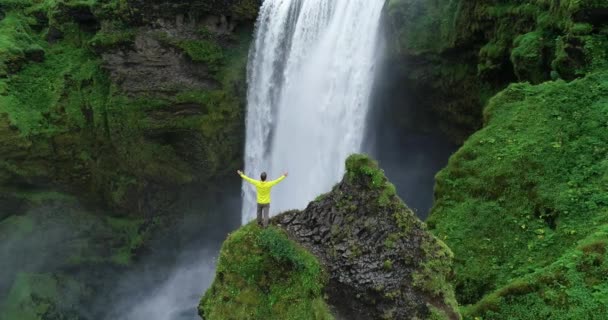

{"left": 0, "top": 11, "right": 41, "bottom": 77}
{"left": 341, "top": 154, "right": 460, "bottom": 319}
{"left": 429, "top": 71, "right": 608, "bottom": 316}
{"left": 385, "top": 0, "right": 608, "bottom": 142}
{"left": 89, "top": 20, "right": 135, "bottom": 49}
{"left": 386, "top": 1, "right": 608, "bottom": 318}
{"left": 0, "top": 0, "right": 254, "bottom": 213}
{"left": 0, "top": 273, "right": 83, "bottom": 320}
{"left": 179, "top": 39, "right": 224, "bottom": 72}
{"left": 200, "top": 224, "right": 333, "bottom": 320}
{"left": 0, "top": 195, "right": 153, "bottom": 317}
{"left": 464, "top": 225, "right": 608, "bottom": 319}
{"left": 104, "top": 215, "right": 149, "bottom": 265}
{"left": 345, "top": 154, "right": 398, "bottom": 207}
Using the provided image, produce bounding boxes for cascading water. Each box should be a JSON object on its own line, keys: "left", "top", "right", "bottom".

{"left": 242, "top": 0, "right": 385, "bottom": 224}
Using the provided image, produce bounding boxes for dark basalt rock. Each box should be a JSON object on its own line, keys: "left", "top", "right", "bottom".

{"left": 54, "top": 2, "right": 100, "bottom": 33}
{"left": 46, "top": 27, "right": 64, "bottom": 43}
{"left": 101, "top": 30, "right": 218, "bottom": 96}
{"left": 574, "top": 8, "right": 608, "bottom": 25}
{"left": 273, "top": 155, "right": 460, "bottom": 320}
{"left": 125, "top": 0, "right": 260, "bottom": 24}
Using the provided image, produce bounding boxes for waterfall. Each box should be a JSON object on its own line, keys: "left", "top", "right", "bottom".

{"left": 242, "top": 0, "right": 385, "bottom": 224}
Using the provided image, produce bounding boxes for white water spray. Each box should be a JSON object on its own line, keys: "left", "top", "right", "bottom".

{"left": 242, "top": 0, "right": 385, "bottom": 224}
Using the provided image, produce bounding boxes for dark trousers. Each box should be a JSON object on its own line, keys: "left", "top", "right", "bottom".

{"left": 257, "top": 203, "right": 270, "bottom": 228}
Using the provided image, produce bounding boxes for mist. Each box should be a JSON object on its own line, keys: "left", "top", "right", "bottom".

{"left": 108, "top": 249, "right": 217, "bottom": 320}
{"left": 367, "top": 131, "right": 457, "bottom": 219}
{"left": 0, "top": 203, "right": 76, "bottom": 300}
{"left": 0, "top": 182, "right": 242, "bottom": 320}
{"left": 101, "top": 184, "right": 242, "bottom": 320}
{"left": 364, "top": 20, "right": 458, "bottom": 219}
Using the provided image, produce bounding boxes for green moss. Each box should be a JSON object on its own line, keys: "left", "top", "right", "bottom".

{"left": 200, "top": 224, "right": 333, "bottom": 320}
{"left": 429, "top": 72, "right": 608, "bottom": 312}
{"left": 463, "top": 226, "right": 608, "bottom": 319}
{"left": 511, "top": 31, "right": 548, "bottom": 83}
{"left": 0, "top": 43, "right": 106, "bottom": 135}
{"left": 153, "top": 30, "right": 227, "bottom": 75}
{"left": 104, "top": 216, "right": 149, "bottom": 265}
{"left": 412, "top": 238, "right": 459, "bottom": 315}
{"left": 230, "top": 0, "right": 260, "bottom": 20}
{"left": 386, "top": 0, "right": 608, "bottom": 142}
{"left": 383, "top": 259, "right": 393, "bottom": 270}
{"left": 385, "top": 0, "right": 459, "bottom": 54}
{"left": 345, "top": 154, "right": 385, "bottom": 187}
{"left": 0, "top": 273, "right": 78, "bottom": 320}
{"left": 88, "top": 20, "right": 135, "bottom": 49}
{"left": 0, "top": 214, "right": 35, "bottom": 238}
{"left": 428, "top": 304, "right": 452, "bottom": 320}
{"left": 0, "top": 0, "right": 254, "bottom": 211}
{"left": 383, "top": 233, "right": 400, "bottom": 249}
{"left": 0, "top": 11, "right": 41, "bottom": 76}
{"left": 179, "top": 39, "right": 223, "bottom": 72}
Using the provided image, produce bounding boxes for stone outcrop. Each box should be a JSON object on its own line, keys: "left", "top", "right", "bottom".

{"left": 272, "top": 155, "right": 459, "bottom": 319}
{"left": 202, "top": 155, "right": 459, "bottom": 319}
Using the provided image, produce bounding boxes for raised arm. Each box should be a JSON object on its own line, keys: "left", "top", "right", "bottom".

{"left": 268, "top": 172, "right": 288, "bottom": 187}
{"left": 237, "top": 170, "right": 259, "bottom": 186}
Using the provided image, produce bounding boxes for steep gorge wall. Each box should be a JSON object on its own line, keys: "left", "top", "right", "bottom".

{"left": 385, "top": 0, "right": 608, "bottom": 319}
{"left": 384, "top": 0, "right": 608, "bottom": 143}
{"left": 0, "top": 1, "right": 260, "bottom": 318}
{"left": 0, "top": 0, "right": 259, "bottom": 217}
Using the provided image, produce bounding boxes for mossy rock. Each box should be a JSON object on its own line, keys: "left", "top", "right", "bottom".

{"left": 0, "top": 0, "right": 255, "bottom": 215}
{"left": 202, "top": 155, "right": 459, "bottom": 319}
{"left": 273, "top": 154, "right": 460, "bottom": 320}
{"left": 199, "top": 224, "right": 333, "bottom": 320}
{"left": 383, "top": 0, "right": 608, "bottom": 142}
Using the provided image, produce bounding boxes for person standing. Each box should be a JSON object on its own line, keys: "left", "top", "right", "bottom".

{"left": 238, "top": 170, "right": 288, "bottom": 228}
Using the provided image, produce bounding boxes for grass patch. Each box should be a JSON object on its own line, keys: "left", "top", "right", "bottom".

{"left": 200, "top": 224, "right": 334, "bottom": 320}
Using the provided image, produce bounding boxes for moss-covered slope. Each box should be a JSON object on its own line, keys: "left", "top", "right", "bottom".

{"left": 428, "top": 71, "right": 608, "bottom": 318}
{"left": 384, "top": 1, "right": 608, "bottom": 317}
{"left": 0, "top": 0, "right": 257, "bottom": 215}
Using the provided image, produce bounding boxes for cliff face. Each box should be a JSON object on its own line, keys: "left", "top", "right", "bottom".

{"left": 383, "top": 0, "right": 608, "bottom": 143}
{"left": 202, "top": 155, "right": 460, "bottom": 320}
{"left": 0, "top": 0, "right": 258, "bottom": 216}
{"left": 384, "top": 0, "right": 608, "bottom": 319}
{"left": 0, "top": 1, "right": 258, "bottom": 318}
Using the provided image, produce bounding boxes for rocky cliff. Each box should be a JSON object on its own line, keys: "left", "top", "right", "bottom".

{"left": 384, "top": 0, "right": 608, "bottom": 143}
{"left": 0, "top": 0, "right": 258, "bottom": 318}
{"left": 201, "top": 155, "right": 460, "bottom": 320}
{"left": 0, "top": 0, "right": 258, "bottom": 216}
